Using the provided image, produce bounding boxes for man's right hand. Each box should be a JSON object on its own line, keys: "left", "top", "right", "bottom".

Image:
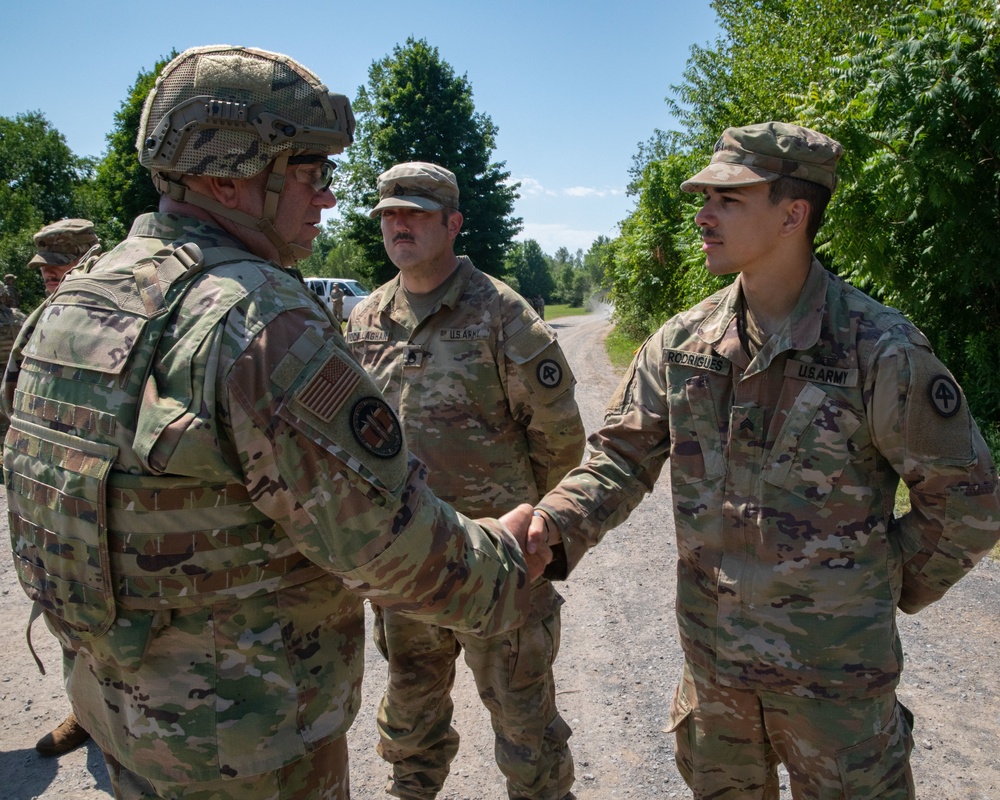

{"left": 498, "top": 503, "right": 552, "bottom": 582}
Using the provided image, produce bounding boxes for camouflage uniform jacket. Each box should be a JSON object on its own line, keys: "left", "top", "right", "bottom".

{"left": 0, "top": 304, "right": 25, "bottom": 381}
{"left": 0, "top": 305, "right": 25, "bottom": 435}
{"left": 3, "top": 213, "right": 531, "bottom": 783}
{"left": 537, "top": 259, "right": 1000, "bottom": 700}
{"left": 346, "top": 257, "right": 585, "bottom": 516}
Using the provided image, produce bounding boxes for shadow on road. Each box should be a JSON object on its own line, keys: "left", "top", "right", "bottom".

{"left": 0, "top": 738, "right": 112, "bottom": 798}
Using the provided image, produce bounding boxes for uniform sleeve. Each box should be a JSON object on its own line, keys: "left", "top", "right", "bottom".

{"left": 220, "top": 307, "right": 531, "bottom": 637}
{"left": 500, "top": 305, "right": 586, "bottom": 495}
{"left": 536, "top": 327, "right": 672, "bottom": 577}
{"left": 868, "top": 327, "right": 1000, "bottom": 614}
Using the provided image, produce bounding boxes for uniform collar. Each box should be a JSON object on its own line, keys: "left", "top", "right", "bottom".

{"left": 697, "top": 258, "right": 828, "bottom": 355}
{"left": 382, "top": 256, "right": 476, "bottom": 316}
{"left": 128, "top": 212, "right": 252, "bottom": 254}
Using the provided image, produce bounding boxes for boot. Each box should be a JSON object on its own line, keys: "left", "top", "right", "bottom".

{"left": 35, "top": 713, "right": 90, "bottom": 757}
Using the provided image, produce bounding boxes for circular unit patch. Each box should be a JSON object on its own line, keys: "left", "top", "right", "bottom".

{"left": 928, "top": 374, "right": 961, "bottom": 418}
{"left": 536, "top": 359, "right": 563, "bottom": 389}
{"left": 351, "top": 397, "right": 404, "bottom": 458}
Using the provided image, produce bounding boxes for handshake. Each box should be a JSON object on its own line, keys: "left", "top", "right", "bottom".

{"left": 498, "top": 504, "right": 560, "bottom": 583}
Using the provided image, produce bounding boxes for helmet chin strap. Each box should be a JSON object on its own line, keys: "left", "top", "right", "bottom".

{"left": 153, "top": 152, "right": 311, "bottom": 267}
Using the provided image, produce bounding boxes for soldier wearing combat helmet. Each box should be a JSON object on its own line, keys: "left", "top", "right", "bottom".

{"left": 4, "top": 45, "right": 546, "bottom": 800}
{"left": 28, "top": 218, "right": 101, "bottom": 295}
{"left": 528, "top": 122, "right": 1000, "bottom": 799}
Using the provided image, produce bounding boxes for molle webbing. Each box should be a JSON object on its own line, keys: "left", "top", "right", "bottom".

{"left": 107, "top": 474, "right": 325, "bottom": 609}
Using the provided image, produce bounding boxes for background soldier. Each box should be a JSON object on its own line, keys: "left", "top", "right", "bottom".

{"left": 347, "top": 162, "right": 585, "bottom": 800}
{"left": 4, "top": 46, "right": 544, "bottom": 800}
{"left": 4, "top": 275, "right": 21, "bottom": 309}
{"left": 23, "top": 217, "right": 102, "bottom": 758}
{"left": 330, "top": 280, "right": 345, "bottom": 321}
{"left": 0, "top": 284, "right": 25, "bottom": 424}
{"left": 530, "top": 122, "right": 1000, "bottom": 799}
{"left": 28, "top": 218, "right": 101, "bottom": 296}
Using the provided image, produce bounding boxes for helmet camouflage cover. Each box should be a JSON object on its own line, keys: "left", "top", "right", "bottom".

{"left": 138, "top": 44, "right": 355, "bottom": 179}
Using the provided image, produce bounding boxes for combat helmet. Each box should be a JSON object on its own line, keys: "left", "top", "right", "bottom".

{"left": 137, "top": 44, "right": 355, "bottom": 265}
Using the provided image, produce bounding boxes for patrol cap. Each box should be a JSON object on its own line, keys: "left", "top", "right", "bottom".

{"left": 28, "top": 219, "right": 100, "bottom": 268}
{"left": 369, "top": 162, "right": 459, "bottom": 218}
{"left": 680, "top": 122, "right": 843, "bottom": 193}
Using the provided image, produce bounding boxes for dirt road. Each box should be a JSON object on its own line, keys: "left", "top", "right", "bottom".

{"left": 1, "top": 310, "right": 998, "bottom": 799}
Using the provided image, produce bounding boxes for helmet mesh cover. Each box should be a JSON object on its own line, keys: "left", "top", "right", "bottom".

{"left": 141, "top": 47, "right": 346, "bottom": 178}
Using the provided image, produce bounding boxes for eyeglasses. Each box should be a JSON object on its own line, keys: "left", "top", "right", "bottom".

{"left": 287, "top": 154, "right": 337, "bottom": 193}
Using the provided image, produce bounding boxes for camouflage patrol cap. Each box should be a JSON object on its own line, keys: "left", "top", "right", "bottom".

{"left": 681, "top": 122, "right": 843, "bottom": 192}
{"left": 369, "top": 162, "right": 460, "bottom": 218}
{"left": 138, "top": 44, "right": 355, "bottom": 179}
{"left": 28, "top": 218, "right": 100, "bottom": 268}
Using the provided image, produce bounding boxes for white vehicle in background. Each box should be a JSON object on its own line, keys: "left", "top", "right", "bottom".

{"left": 304, "top": 277, "right": 371, "bottom": 321}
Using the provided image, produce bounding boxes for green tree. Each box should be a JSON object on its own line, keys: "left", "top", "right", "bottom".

{"left": 607, "top": 138, "right": 712, "bottom": 340}
{"left": 297, "top": 218, "right": 367, "bottom": 282}
{"left": 609, "top": 0, "right": 904, "bottom": 338}
{"left": 336, "top": 38, "right": 521, "bottom": 287}
{"left": 0, "top": 112, "right": 79, "bottom": 235}
{"left": 503, "top": 239, "right": 554, "bottom": 301}
{"left": 583, "top": 235, "right": 613, "bottom": 289}
{"left": 669, "top": 0, "right": 903, "bottom": 155}
{"left": 0, "top": 111, "right": 88, "bottom": 309}
{"left": 93, "top": 51, "right": 176, "bottom": 244}
{"left": 801, "top": 0, "right": 1000, "bottom": 422}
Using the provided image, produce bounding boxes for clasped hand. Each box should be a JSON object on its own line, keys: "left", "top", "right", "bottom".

{"left": 498, "top": 504, "right": 554, "bottom": 582}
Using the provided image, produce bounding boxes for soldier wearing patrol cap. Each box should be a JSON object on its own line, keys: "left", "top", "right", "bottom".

{"left": 529, "top": 122, "right": 1000, "bottom": 799}
{"left": 28, "top": 218, "right": 101, "bottom": 295}
{"left": 347, "top": 161, "right": 585, "bottom": 800}
{"left": 22, "top": 216, "right": 103, "bottom": 758}
{"left": 3, "top": 46, "right": 547, "bottom": 800}
{"left": 0, "top": 283, "right": 25, "bottom": 397}
{"left": 4, "top": 275, "right": 22, "bottom": 309}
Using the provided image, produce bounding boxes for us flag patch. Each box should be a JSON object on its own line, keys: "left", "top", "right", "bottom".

{"left": 299, "top": 352, "right": 361, "bottom": 422}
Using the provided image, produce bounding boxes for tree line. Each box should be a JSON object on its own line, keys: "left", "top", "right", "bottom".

{"left": 610, "top": 0, "right": 999, "bottom": 437}
{"left": 1, "top": 39, "right": 600, "bottom": 315}
{"left": 3, "top": 1, "right": 998, "bottom": 433}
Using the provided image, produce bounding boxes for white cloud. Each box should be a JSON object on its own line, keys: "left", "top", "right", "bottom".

{"left": 510, "top": 175, "right": 624, "bottom": 200}
{"left": 509, "top": 176, "right": 556, "bottom": 197}
{"left": 516, "top": 222, "right": 604, "bottom": 255}
{"left": 564, "top": 186, "right": 626, "bottom": 198}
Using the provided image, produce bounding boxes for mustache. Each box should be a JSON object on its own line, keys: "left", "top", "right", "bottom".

{"left": 699, "top": 226, "right": 720, "bottom": 241}
{"left": 393, "top": 233, "right": 415, "bottom": 243}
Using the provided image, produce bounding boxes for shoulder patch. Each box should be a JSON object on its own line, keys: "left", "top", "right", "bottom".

{"left": 351, "top": 397, "right": 403, "bottom": 458}
{"left": 299, "top": 351, "right": 361, "bottom": 422}
{"left": 928, "top": 374, "right": 961, "bottom": 418}
{"left": 536, "top": 359, "right": 563, "bottom": 388}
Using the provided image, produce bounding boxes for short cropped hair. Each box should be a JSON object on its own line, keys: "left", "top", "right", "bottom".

{"left": 768, "top": 176, "right": 832, "bottom": 242}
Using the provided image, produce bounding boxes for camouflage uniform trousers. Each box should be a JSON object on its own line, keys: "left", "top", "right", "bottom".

{"left": 667, "top": 659, "right": 915, "bottom": 800}
{"left": 102, "top": 735, "right": 349, "bottom": 799}
{"left": 373, "top": 580, "right": 574, "bottom": 800}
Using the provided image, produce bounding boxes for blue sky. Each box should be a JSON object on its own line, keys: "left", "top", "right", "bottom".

{"left": 1, "top": 1, "right": 719, "bottom": 255}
